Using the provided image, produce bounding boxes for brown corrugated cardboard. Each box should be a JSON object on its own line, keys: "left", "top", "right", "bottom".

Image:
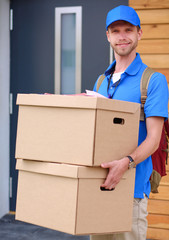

{"left": 15, "top": 159, "right": 135, "bottom": 235}
{"left": 15, "top": 94, "right": 140, "bottom": 166}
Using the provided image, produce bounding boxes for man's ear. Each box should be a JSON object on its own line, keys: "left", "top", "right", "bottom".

{"left": 106, "top": 30, "right": 110, "bottom": 42}
{"left": 138, "top": 28, "right": 143, "bottom": 41}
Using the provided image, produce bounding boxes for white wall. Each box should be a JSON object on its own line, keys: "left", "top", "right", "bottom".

{"left": 0, "top": 0, "right": 10, "bottom": 218}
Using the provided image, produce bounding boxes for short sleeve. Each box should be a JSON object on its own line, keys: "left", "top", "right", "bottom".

{"left": 144, "top": 72, "right": 168, "bottom": 120}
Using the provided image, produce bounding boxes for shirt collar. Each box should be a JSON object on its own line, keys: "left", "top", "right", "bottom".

{"left": 104, "top": 53, "right": 143, "bottom": 77}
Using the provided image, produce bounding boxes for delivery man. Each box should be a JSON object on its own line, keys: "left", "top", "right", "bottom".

{"left": 90, "top": 5, "right": 168, "bottom": 240}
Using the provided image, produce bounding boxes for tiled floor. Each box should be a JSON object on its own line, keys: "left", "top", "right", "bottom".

{"left": 0, "top": 214, "right": 151, "bottom": 240}
{"left": 0, "top": 214, "right": 89, "bottom": 240}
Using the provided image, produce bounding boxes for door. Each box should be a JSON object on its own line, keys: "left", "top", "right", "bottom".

{"left": 10, "top": 0, "right": 128, "bottom": 211}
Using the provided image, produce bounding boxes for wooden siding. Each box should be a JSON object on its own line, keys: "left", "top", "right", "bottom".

{"left": 129, "top": 1, "right": 169, "bottom": 239}
{"left": 137, "top": 9, "right": 169, "bottom": 24}
{"left": 141, "top": 24, "right": 169, "bottom": 39}
{"left": 129, "top": 0, "right": 169, "bottom": 9}
{"left": 147, "top": 167, "right": 169, "bottom": 240}
{"left": 140, "top": 55, "right": 169, "bottom": 68}
{"left": 137, "top": 39, "right": 169, "bottom": 54}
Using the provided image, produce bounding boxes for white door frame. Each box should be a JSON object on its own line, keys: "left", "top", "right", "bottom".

{"left": 0, "top": 0, "right": 10, "bottom": 217}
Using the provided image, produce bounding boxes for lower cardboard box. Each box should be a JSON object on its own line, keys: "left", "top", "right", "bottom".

{"left": 15, "top": 159, "right": 135, "bottom": 235}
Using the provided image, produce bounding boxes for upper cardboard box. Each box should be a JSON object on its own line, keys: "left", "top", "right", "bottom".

{"left": 15, "top": 94, "right": 140, "bottom": 166}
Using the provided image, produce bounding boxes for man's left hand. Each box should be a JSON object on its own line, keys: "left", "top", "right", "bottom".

{"left": 100, "top": 157, "right": 129, "bottom": 190}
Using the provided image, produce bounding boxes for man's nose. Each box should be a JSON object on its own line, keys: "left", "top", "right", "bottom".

{"left": 118, "top": 31, "right": 127, "bottom": 40}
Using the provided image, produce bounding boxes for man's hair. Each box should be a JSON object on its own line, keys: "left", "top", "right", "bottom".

{"left": 107, "top": 21, "right": 141, "bottom": 32}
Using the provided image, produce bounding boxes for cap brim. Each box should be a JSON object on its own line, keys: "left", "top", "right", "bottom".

{"left": 106, "top": 19, "right": 139, "bottom": 30}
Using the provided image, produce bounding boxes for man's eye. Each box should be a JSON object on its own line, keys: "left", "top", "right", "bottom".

{"left": 112, "top": 29, "right": 118, "bottom": 33}
{"left": 126, "top": 28, "right": 132, "bottom": 32}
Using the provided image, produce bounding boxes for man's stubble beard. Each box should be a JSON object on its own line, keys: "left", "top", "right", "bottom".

{"left": 112, "top": 40, "right": 138, "bottom": 57}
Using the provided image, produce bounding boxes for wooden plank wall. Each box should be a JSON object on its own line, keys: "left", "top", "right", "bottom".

{"left": 129, "top": 1, "right": 169, "bottom": 239}
{"left": 129, "top": 0, "right": 169, "bottom": 86}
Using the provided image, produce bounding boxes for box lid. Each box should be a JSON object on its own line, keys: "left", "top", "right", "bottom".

{"left": 16, "top": 94, "right": 140, "bottom": 114}
{"left": 16, "top": 159, "right": 130, "bottom": 179}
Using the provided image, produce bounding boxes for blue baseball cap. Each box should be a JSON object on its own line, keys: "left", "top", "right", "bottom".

{"left": 106, "top": 5, "right": 141, "bottom": 30}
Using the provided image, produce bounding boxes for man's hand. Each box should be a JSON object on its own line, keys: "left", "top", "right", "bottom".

{"left": 100, "top": 157, "right": 129, "bottom": 190}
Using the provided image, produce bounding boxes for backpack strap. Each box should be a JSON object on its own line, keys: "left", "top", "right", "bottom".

{"left": 140, "top": 67, "right": 155, "bottom": 121}
{"left": 96, "top": 74, "right": 105, "bottom": 92}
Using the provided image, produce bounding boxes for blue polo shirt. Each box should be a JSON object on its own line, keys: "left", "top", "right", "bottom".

{"left": 93, "top": 53, "right": 168, "bottom": 198}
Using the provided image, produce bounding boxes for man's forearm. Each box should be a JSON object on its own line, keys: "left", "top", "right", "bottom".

{"left": 129, "top": 116, "right": 164, "bottom": 166}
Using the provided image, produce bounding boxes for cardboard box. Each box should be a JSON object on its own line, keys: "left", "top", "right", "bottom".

{"left": 15, "top": 94, "right": 140, "bottom": 166}
{"left": 15, "top": 159, "right": 135, "bottom": 235}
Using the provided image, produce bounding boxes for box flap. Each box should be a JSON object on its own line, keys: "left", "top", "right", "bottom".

{"left": 16, "top": 159, "right": 108, "bottom": 179}
{"left": 16, "top": 159, "right": 131, "bottom": 179}
{"left": 16, "top": 159, "right": 80, "bottom": 178}
{"left": 16, "top": 94, "right": 140, "bottom": 114}
{"left": 96, "top": 97, "right": 140, "bottom": 114}
{"left": 77, "top": 166, "right": 131, "bottom": 180}
{"left": 16, "top": 94, "right": 99, "bottom": 109}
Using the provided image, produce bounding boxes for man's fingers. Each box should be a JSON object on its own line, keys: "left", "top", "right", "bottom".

{"left": 101, "top": 161, "right": 113, "bottom": 169}
{"left": 100, "top": 160, "right": 123, "bottom": 189}
{"left": 101, "top": 173, "right": 116, "bottom": 189}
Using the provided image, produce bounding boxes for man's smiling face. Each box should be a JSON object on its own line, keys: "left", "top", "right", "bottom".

{"left": 106, "top": 20, "right": 142, "bottom": 57}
